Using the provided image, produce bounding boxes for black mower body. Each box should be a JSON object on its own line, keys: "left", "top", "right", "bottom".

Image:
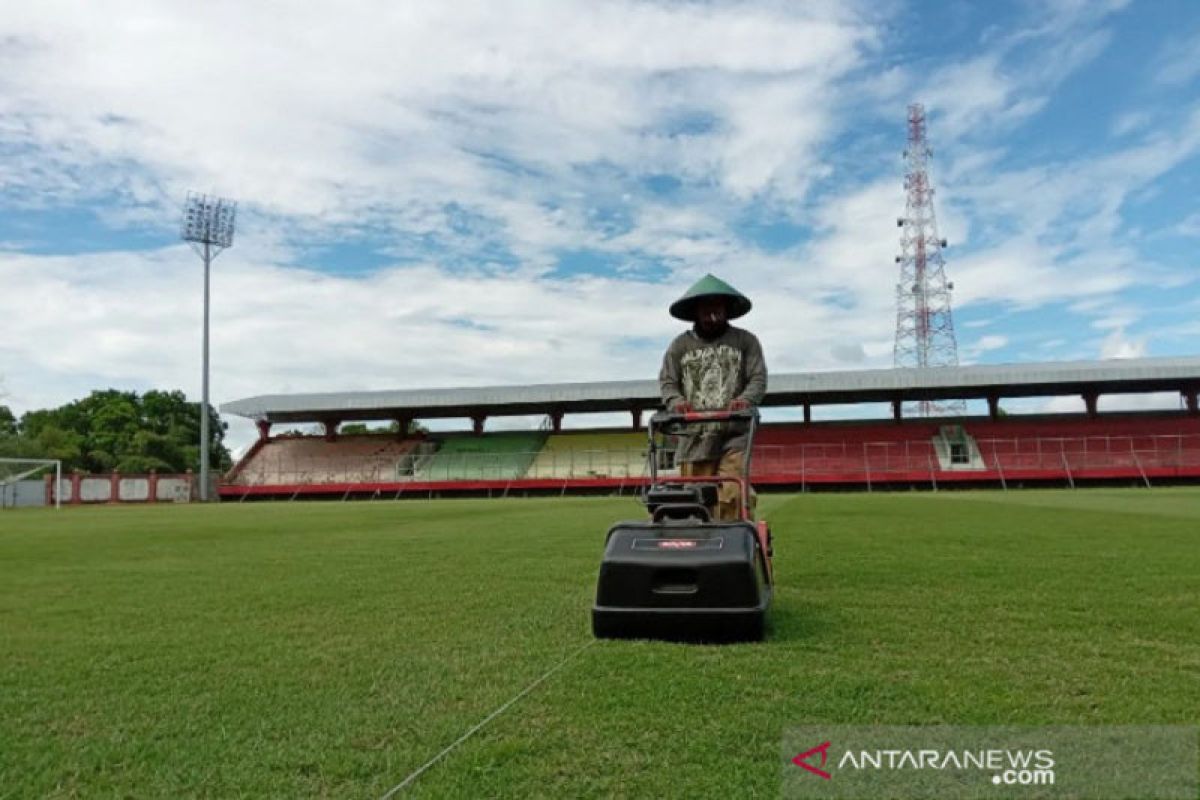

{"left": 592, "top": 519, "right": 771, "bottom": 642}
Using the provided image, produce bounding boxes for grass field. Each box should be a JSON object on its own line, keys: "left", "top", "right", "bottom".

{"left": 2, "top": 489, "right": 1199, "bottom": 798}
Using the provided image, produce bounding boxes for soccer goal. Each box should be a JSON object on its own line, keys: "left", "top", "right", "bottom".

{"left": 0, "top": 458, "right": 62, "bottom": 510}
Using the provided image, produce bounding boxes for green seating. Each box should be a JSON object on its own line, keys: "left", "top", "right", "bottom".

{"left": 414, "top": 431, "right": 548, "bottom": 480}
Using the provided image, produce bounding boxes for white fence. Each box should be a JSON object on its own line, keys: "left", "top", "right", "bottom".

{"left": 45, "top": 473, "right": 196, "bottom": 505}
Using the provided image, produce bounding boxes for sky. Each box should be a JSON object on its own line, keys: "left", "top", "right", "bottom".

{"left": 1, "top": 0, "right": 1198, "bottom": 451}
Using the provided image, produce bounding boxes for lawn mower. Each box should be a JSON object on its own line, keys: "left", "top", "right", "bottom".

{"left": 591, "top": 408, "right": 774, "bottom": 642}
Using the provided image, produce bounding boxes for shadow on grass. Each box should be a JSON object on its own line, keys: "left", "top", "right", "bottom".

{"left": 589, "top": 601, "right": 832, "bottom": 648}
{"left": 767, "top": 600, "right": 835, "bottom": 644}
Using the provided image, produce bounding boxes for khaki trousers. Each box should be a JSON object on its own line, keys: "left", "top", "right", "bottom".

{"left": 679, "top": 449, "right": 756, "bottom": 521}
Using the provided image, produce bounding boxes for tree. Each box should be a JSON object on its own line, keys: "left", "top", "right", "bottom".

{"left": 30, "top": 425, "right": 84, "bottom": 466}
{"left": 0, "top": 405, "right": 16, "bottom": 438}
{"left": 12, "top": 389, "right": 231, "bottom": 474}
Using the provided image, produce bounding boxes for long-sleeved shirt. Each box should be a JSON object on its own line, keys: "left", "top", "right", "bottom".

{"left": 658, "top": 324, "right": 768, "bottom": 463}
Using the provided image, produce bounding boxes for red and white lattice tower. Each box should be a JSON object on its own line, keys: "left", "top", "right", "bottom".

{"left": 892, "top": 103, "right": 966, "bottom": 417}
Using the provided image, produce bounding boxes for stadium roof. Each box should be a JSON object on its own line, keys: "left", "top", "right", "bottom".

{"left": 221, "top": 356, "right": 1200, "bottom": 424}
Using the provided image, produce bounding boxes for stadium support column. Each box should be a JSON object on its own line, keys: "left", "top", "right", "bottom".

{"left": 1083, "top": 392, "right": 1099, "bottom": 418}
{"left": 892, "top": 398, "right": 903, "bottom": 423}
{"left": 803, "top": 403, "right": 811, "bottom": 424}
{"left": 1185, "top": 389, "right": 1199, "bottom": 416}
{"left": 472, "top": 415, "right": 486, "bottom": 436}
{"left": 255, "top": 419, "right": 271, "bottom": 441}
{"left": 323, "top": 419, "right": 341, "bottom": 442}
{"left": 987, "top": 395, "right": 1000, "bottom": 420}
{"left": 550, "top": 411, "right": 564, "bottom": 433}
{"left": 631, "top": 408, "right": 643, "bottom": 431}
{"left": 395, "top": 417, "right": 411, "bottom": 439}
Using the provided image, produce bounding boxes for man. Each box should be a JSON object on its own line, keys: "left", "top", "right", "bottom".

{"left": 659, "top": 274, "right": 767, "bottom": 521}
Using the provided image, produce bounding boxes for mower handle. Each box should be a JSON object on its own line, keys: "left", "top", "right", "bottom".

{"left": 649, "top": 408, "right": 758, "bottom": 427}
{"left": 645, "top": 408, "right": 760, "bottom": 503}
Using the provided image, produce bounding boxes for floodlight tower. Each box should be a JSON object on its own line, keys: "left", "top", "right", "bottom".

{"left": 892, "top": 104, "right": 966, "bottom": 417}
{"left": 181, "top": 192, "right": 237, "bottom": 501}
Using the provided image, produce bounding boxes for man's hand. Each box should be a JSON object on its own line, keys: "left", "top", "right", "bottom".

{"left": 729, "top": 398, "right": 751, "bottom": 411}
{"left": 671, "top": 400, "right": 694, "bottom": 413}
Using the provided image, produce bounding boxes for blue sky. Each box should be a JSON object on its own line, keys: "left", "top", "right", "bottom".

{"left": 0, "top": 0, "right": 1198, "bottom": 448}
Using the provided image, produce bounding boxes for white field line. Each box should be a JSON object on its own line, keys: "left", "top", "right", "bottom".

{"left": 380, "top": 639, "right": 596, "bottom": 798}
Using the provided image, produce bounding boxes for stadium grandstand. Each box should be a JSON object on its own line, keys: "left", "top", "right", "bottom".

{"left": 219, "top": 356, "right": 1200, "bottom": 499}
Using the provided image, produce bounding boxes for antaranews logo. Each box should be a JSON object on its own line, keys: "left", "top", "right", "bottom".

{"left": 783, "top": 725, "right": 1198, "bottom": 800}
{"left": 791, "top": 740, "right": 1054, "bottom": 785}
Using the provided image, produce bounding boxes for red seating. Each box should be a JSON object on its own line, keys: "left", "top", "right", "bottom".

{"left": 755, "top": 421, "right": 942, "bottom": 446}
{"left": 971, "top": 416, "right": 1200, "bottom": 480}
{"left": 749, "top": 414, "right": 1200, "bottom": 485}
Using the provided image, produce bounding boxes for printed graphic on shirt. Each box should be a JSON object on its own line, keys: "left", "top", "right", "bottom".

{"left": 680, "top": 345, "right": 742, "bottom": 410}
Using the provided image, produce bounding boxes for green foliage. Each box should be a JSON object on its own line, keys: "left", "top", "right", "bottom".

{"left": 3, "top": 389, "right": 230, "bottom": 474}
{"left": 0, "top": 490, "right": 1198, "bottom": 797}
{"left": 341, "top": 420, "right": 429, "bottom": 435}
{"left": 28, "top": 425, "right": 83, "bottom": 465}
{"left": 0, "top": 405, "right": 16, "bottom": 437}
{"left": 340, "top": 422, "right": 384, "bottom": 434}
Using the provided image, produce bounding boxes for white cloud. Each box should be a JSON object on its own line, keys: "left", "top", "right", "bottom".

{"left": 938, "top": 107, "right": 1200, "bottom": 316}
{"left": 806, "top": 178, "right": 902, "bottom": 314}
{"left": 0, "top": 1, "right": 874, "bottom": 233}
{"left": 1175, "top": 212, "right": 1200, "bottom": 237}
{"left": 1012, "top": 0, "right": 1131, "bottom": 39}
{"left": 830, "top": 342, "right": 866, "bottom": 364}
{"left": 922, "top": 55, "right": 1040, "bottom": 141}
{"left": 1152, "top": 27, "right": 1200, "bottom": 86}
{"left": 1100, "top": 328, "right": 1147, "bottom": 359}
{"left": 1032, "top": 395, "right": 1086, "bottom": 414}
{"left": 1089, "top": 308, "right": 1140, "bottom": 331}
{"left": 0, "top": 241, "right": 898, "bottom": 450}
{"left": 0, "top": 0, "right": 893, "bottom": 451}
{"left": 961, "top": 318, "right": 995, "bottom": 329}
{"left": 1096, "top": 392, "right": 1184, "bottom": 412}
{"left": 919, "top": 4, "right": 1118, "bottom": 142}
{"left": 1021, "top": 389, "right": 1190, "bottom": 415}
{"left": 950, "top": 239, "right": 1129, "bottom": 309}
{"left": 1111, "top": 110, "right": 1151, "bottom": 138}
{"left": 958, "top": 334, "right": 1009, "bottom": 364}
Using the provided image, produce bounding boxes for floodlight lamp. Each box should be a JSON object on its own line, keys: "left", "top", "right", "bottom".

{"left": 181, "top": 192, "right": 237, "bottom": 248}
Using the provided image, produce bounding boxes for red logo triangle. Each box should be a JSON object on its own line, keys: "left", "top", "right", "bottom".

{"left": 792, "top": 741, "right": 832, "bottom": 780}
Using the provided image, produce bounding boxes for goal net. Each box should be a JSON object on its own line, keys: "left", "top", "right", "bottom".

{"left": 0, "top": 458, "right": 62, "bottom": 509}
